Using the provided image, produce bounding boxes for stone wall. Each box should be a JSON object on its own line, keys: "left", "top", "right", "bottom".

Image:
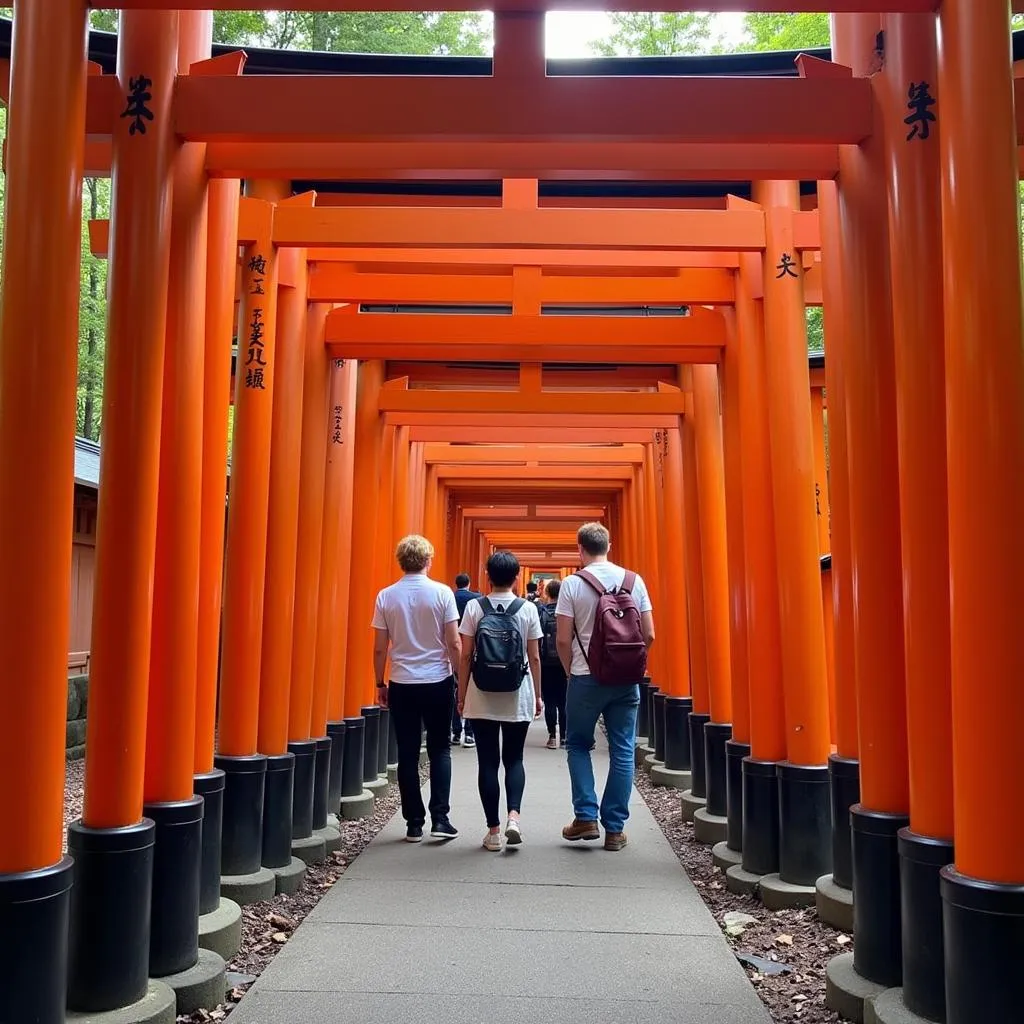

{"left": 66, "top": 673, "right": 88, "bottom": 760}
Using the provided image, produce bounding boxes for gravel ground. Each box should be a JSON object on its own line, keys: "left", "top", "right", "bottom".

{"left": 62, "top": 755, "right": 424, "bottom": 1024}
{"left": 634, "top": 769, "right": 852, "bottom": 1024}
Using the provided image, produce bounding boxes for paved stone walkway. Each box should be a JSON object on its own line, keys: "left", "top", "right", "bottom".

{"left": 231, "top": 722, "right": 770, "bottom": 1024}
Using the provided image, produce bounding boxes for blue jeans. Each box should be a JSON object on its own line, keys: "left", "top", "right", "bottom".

{"left": 565, "top": 674, "right": 640, "bottom": 834}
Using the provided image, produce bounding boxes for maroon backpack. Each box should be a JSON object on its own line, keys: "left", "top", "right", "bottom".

{"left": 573, "top": 569, "right": 648, "bottom": 686}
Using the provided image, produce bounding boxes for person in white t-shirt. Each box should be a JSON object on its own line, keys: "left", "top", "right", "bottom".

{"left": 555, "top": 522, "right": 655, "bottom": 852}
{"left": 372, "top": 535, "right": 462, "bottom": 843}
{"left": 457, "top": 550, "right": 543, "bottom": 852}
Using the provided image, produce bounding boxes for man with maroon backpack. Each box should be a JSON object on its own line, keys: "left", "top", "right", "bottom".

{"left": 555, "top": 522, "right": 655, "bottom": 851}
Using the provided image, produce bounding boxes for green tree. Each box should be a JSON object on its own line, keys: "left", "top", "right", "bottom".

{"left": 89, "top": 9, "right": 489, "bottom": 55}
{"left": 590, "top": 13, "right": 719, "bottom": 57}
{"left": 78, "top": 177, "right": 110, "bottom": 440}
{"left": 738, "top": 13, "right": 830, "bottom": 52}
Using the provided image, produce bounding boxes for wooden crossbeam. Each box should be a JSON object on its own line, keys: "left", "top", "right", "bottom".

{"left": 309, "top": 266, "right": 734, "bottom": 305}
{"left": 389, "top": 412, "right": 676, "bottom": 428}
{"left": 167, "top": 75, "right": 872, "bottom": 147}
{"left": 380, "top": 388, "right": 688, "bottom": 415}
{"left": 255, "top": 206, "right": 769, "bottom": 251}
{"left": 325, "top": 310, "right": 726, "bottom": 363}
{"left": 409, "top": 426, "right": 658, "bottom": 442}
{"left": 423, "top": 444, "right": 646, "bottom": 465}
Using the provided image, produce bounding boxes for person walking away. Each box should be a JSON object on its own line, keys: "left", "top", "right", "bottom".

{"left": 457, "top": 551, "right": 543, "bottom": 852}
{"left": 451, "top": 573, "right": 480, "bottom": 748}
{"left": 525, "top": 580, "right": 540, "bottom": 605}
{"left": 555, "top": 522, "right": 655, "bottom": 851}
{"left": 538, "top": 579, "right": 568, "bottom": 749}
{"left": 373, "top": 535, "right": 461, "bottom": 842}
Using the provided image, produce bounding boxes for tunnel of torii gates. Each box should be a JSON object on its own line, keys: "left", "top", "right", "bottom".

{"left": 0, "top": 2, "right": 1023, "bottom": 1024}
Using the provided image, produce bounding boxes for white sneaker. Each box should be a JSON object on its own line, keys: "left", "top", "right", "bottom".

{"left": 483, "top": 830, "right": 502, "bottom": 852}
{"left": 504, "top": 818, "right": 523, "bottom": 846}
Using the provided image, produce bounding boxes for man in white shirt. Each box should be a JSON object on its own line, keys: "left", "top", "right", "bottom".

{"left": 372, "top": 535, "right": 462, "bottom": 843}
{"left": 555, "top": 522, "right": 655, "bottom": 851}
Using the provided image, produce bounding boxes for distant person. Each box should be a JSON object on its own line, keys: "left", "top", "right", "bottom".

{"left": 451, "top": 573, "right": 480, "bottom": 748}
{"left": 537, "top": 579, "right": 567, "bottom": 750}
{"left": 555, "top": 523, "right": 655, "bottom": 852}
{"left": 525, "top": 580, "right": 540, "bottom": 604}
{"left": 372, "top": 535, "right": 461, "bottom": 843}
{"left": 457, "top": 551, "right": 543, "bottom": 852}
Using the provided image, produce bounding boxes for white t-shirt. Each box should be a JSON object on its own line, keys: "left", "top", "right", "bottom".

{"left": 555, "top": 561, "right": 653, "bottom": 678}
{"left": 371, "top": 574, "right": 458, "bottom": 684}
{"left": 459, "top": 592, "right": 543, "bottom": 722}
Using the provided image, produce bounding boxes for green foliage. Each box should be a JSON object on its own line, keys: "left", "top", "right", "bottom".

{"left": 806, "top": 307, "right": 824, "bottom": 352}
{"left": 737, "top": 13, "right": 830, "bottom": 52}
{"left": 590, "top": 13, "right": 719, "bottom": 57}
{"left": 88, "top": 10, "right": 489, "bottom": 55}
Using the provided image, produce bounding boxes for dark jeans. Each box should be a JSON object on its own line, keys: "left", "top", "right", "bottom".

{"left": 541, "top": 663, "right": 568, "bottom": 740}
{"left": 451, "top": 680, "right": 475, "bottom": 741}
{"left": 388, "top": 677, "right": 454, "bottom": 828}
{"left": 470, "top": 719, "right": 530, "bottom": 828}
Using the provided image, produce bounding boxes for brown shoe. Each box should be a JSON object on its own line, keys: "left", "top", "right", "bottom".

{"left": 562, "top": 818, "right": 600, "bottom": 842}
{"left": 604, "top": 832, "right": 628, "bottom": 851}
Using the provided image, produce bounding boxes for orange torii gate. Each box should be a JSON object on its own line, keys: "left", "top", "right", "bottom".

{"left": 1, "top": 5, "right": 1021, "bottom": 1024}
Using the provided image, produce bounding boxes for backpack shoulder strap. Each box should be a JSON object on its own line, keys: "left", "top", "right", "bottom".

{"left": 575, "top": 569, "right": 607, "bottom": 595}
{"left": 506, "top": 598, "right": 525, "bottom": 616}
{"left": 478, "top": 596, "right": 494, "bottom": 614}
{"left": 620, "top": 570, "right": 637, "bottom": 594}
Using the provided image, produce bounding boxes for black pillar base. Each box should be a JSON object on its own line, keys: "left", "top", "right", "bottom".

{"left": 387, "top": 710, "right": 398, "bottom": 764}
{"left": 778, "top": 761, "right": 832, "bottom": 886}
{"left": 376, "top": 709, "right": 390, "bottom": 776}
{"left": 664, "top": 696, "right": 693, "bottom": 771}
{"left": 941, "top": 866, "right": 1024, "bottom": 1024}
{"left": 313, "top": 736, "right": 332, "bottom": 829}
{"left": 193, "top": 770, "right": 225, "bottom": 916}
{"left": 741, "top": 756, "right": 779, "bottom": 876}
{"left": 288, "top": 740, "right": 316, "bottom": 840}
{"left": 342, "top": 716, "right": 366, "bottom": 798}
{"left": 144, "top": 796, "right": 203, "bottom": 978}
{"left": 829, "top": 754, "right": 860, "bottom": 890}
{"left": 646, "top": 685, "right": 660, "bottom": 749}
{"left": 361, "top": 706, "right": 381, "bottom": 785}
{"left": 326, "top": 721, "right": 347, "bottom": 813}
{"left": 67, "top": 821, "right": 152, "bottom": 1012}
{"left": 261, "top": 752, "right": 295, "bottom": 870}
{"left": 652, "top": 690, "right": 667, "bottom": 763}
{"left": 637, "top": 677, "right": 651, "bottom": 739}
{"left": 900, "top": 829, "right": 953, "bottom": 1023}
{"left": 851, "top": 804, "right": 909, "bottom": 988}
{"left": 688, "top": 712, "right": 711, "bottom": 799}
{"left": 704, "top": 722, "right": 732, "bottom": 818}
{"left": 725, "top": 740, "right": 750, "bottom": 853}
{"left": 1, "top": 856, "right": 74, "bottom": 1023}
{"left": 215, "top": 753, "right": 267, "bottom": 876}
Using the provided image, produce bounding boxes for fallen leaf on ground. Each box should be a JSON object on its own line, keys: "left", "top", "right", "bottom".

{"left": 776, "top": 934, "right": 793, "bottom": 946}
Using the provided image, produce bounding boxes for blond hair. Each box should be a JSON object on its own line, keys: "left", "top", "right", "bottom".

{"left": 395, "top": 534, "right": 434, "bottom": 573}
{"left": 577, "top": 522, "right": 610, "bottom": 556}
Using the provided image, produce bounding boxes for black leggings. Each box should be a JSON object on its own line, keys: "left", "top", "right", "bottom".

{"left": 541, "top": 664, "right": 567, "bottom": 740}
{"left": 469, "top": 719, "right": 530, "bottom": 828}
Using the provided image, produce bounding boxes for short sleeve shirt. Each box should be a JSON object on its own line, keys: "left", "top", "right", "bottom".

{"left": 460, "top": 591, "right": 543, "bottom": 722}
{"left": 555, "top": 561, "right": 653, "bottom": 678}
{"left": 371, "top": 574, "right": 458, "bottom": 684}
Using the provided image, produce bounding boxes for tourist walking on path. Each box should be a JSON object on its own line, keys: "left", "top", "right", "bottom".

{"left": 457, "top": 551, "right": 543, "bottom": 852}
{"left": 372, "top": 535, "right": 462, "bottom": 843}
{"left": 555, "top": 522, "right": 655, "bottom": 851}
{"left": 538, "top": 579, "right": 568, "bottom": 749}
{"left": 451, "top": 573, "right": 480, "bottom": 748}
